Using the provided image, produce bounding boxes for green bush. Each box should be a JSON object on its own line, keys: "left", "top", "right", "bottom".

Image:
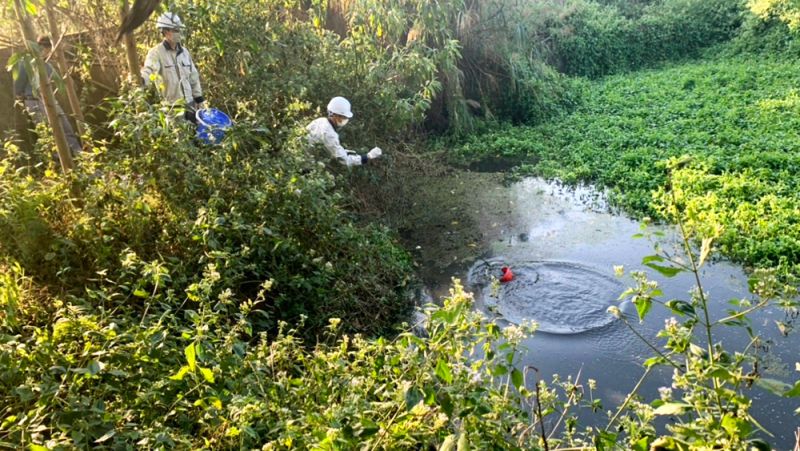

{"left": 542, "top": 0, "right": 745, "bottom": 78}
{"left": 0, "top": 89, "right": 414, "bottom": 338}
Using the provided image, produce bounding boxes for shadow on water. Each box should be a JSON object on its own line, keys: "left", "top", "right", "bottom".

{"left": 407, "top": 174, "right": 799, "bottom": 447}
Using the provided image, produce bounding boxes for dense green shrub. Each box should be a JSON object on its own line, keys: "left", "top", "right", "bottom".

{"left": 541, "top": 0, "right": 745, "bottom": 78}
{"left": 0, "top": 89, "right": 414, "bottom": 337}
{"left": 0, "top": 270, "right": 571, "bottom": 449}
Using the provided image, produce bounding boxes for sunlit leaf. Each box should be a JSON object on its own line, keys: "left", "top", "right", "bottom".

{"left": 457, "top": 432, "right": 469, "bottom": 451}
{"left": 439, "top": 434, "right": 456, "bottom": 451}
{"left": 25, "top": 0, "right": 37, "bottom": 15}
{"left": 169, "top": 366, "right": 190, "bottom": 381}
{"left": 199, "top": 366, "right": 215, "bottom": 383}
{"left": 644, "top": 262, "right": 683, "bottom": 278}
{"left": 642, "top": 255, "right": 664, "bottom": 264}
{"left": 721, "top": 413, "right": 752, "bottom": 437}
{"left": 95, "top": 429, "right": 116, "bottom": 443}
{"left": 698, "top": 237, "right": 714, "bottom": 267}
{"left": 511, "top": 368, "right": 523, "bottom": 389}
{"left": 653, "top": 402, "right": 691, "bottom": 415}
{"left": 633, "top": 295, "right": 652, "bottom": 321}
{"left": 185, "top": 343, "right": 196, "bottom": 371}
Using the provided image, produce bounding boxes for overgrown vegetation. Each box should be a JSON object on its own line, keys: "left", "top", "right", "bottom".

{"left": 455, "top": 51, "right": 800, "bottom": 273}
{"left": 2, "top": 0, "right": 799, "bottom": 448}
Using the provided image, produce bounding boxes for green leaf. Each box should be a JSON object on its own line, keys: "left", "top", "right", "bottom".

{"left": 185, "top": 343, "right": 197, "bottom": 371}
{"left": 653, "top": 402, "right": 691, "bottom": 415}
{"left": 644, "top": 262, "right": 683, "bottom": 278}
{"left": 708, "top": 368, "right": 733, "bottom": 381}
{"left": 491, "top": 364, "right": 508, "bottom": 376}
{"left": 1, "top": 415, "right": 17, "bottom": 429}
{"left": 133, "top": 289, "right": 148, "bottom": 298}
{"left": 199, "top": 366, "right": 215, "bottom": 383}
{"left": 357, "top": 418, "right": 379, "bottom": 437}
{"left": 747, "top": 439, "right": 771, "bottom": 451}
{"left": 721, "top": 413, "right": 751, "bottom": 437}
{"left": 643, "top": 356, "right": 666, "bottom": 368}
{"left": 25, "top": 0, "right": 37, "bottom": 16}
{"left": 784, "top": 381, "right": 800, "bottom": 397}
{"left": 88, "top": 360, "right": 103, "bottom": 376}
{"left": 755, "top": 378, "right": 791, "bottom": 396}
{"left": 642, "top": 255, "right": 664, "bottom": 264}
{"left": 169, "top": 365, "right": 190, "bottom": 381}
{"left": 405, "top": 386, "right": 424, "bottom": 410}
{"left": 435, "top": 358, "right": 453, "bottom": 384}
{"left": 511, "top": 368, "right": 524, "bottom": 389}
{"left": 665, "top": 299, "right": 695, "bottom": 317}
{"left": 632, "top": 436, "right": 650, "bottom": 451}
{"left": 633, "top": 295, "right": 652, "bottom": 321}
{"left": 594, "top": 430, "right": 617, "bottom": 450}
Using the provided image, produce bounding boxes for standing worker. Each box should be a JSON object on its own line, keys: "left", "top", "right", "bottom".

{"left": 141, "top": 12, "right": 204, "bottom": 123}
{"left": 13, "top": 35, "right": 82, "bottom": 156}
{"left": 306, "top": 96, "right": 382, "bottom": 166}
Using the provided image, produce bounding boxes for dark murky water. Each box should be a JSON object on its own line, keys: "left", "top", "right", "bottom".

{"left": 468, "top": 259, "right": 628, "bottom": 334}
{"left": 422, "top": 176, "right": 799, "bottom": 447}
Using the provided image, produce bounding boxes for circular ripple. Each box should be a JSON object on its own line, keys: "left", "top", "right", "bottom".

{"left": 468, "top": 260, "right": 625, "bottom": 334}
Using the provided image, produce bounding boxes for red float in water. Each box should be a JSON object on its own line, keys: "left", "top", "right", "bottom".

{"left": 500, "top": 266, "right": 514, "bottom": 283}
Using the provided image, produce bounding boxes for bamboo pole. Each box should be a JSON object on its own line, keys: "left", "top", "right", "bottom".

{"left": 120, "top": 0, "right": 140, "bottom": 80}
{"left": 44, "top": 0, "right": 85, "bottom": 138}
{"left": 12, "top": 0, "right": 74, "bottom": 173}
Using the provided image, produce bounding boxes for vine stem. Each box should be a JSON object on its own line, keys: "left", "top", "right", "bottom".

{"left": 672, "top": 190, "right": 725, "bottom": 419}
{"left": 604, "top": 365, "right": 654, "bottom": 432}
{"left": 620, "top": 315, "right": 682, "bottom": 372}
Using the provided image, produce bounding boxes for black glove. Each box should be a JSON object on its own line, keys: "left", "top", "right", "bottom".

{"left": 184, "top": 110, "right": 198, "bottom": 124}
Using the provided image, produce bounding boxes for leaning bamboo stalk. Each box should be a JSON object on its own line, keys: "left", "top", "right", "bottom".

{"left": 12, "top": 0, "right": 74, "bottom": 173}
{"left": 45, "top": 0, "right": 85, "bottom": 138}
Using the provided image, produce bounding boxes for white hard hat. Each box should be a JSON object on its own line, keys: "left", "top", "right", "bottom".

{"left": 156, "top": 12, "right": 185, "bottom": 31}
{"left": 327, "top": 96, "right": 353, "bottom": 118}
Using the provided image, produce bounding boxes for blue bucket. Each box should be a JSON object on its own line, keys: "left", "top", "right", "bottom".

{"left": 196, "top": 108, "right": 232, "bottom": 145}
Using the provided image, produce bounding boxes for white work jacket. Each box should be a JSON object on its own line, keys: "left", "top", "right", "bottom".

{"left": 306, "top": 117, "right": 364, "bottom": 166}
{"left": 141, "top": 41, "right": 203, "bottom": 106}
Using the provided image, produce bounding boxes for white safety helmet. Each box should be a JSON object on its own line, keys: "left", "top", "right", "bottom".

{"left": 156, "top": 12, "right": 185, "bottom": 31}
{"left": 327, "top": 96, "right": 353, "bottom": 118}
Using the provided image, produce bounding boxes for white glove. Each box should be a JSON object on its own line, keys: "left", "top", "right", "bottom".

{"left": 367, "top": 147, "right": 382, "bottom": 160}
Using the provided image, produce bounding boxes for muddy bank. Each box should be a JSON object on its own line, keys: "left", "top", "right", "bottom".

{"left": 353, "top": 158, "right": 516, "bottom": 297}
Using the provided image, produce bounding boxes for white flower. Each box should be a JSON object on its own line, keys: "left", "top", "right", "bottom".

{"left": 503, "top": 324, "right": 526, "bottom": 342}
{"left": 607, "top": 306, "right": 622, "bottom": 319}
{"left": 613, "top": 265, "right": 624, "bottom": 277}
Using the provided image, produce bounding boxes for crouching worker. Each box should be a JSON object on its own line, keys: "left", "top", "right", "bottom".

{"left": 140, "top": 12, "right": 204, "bottom": 124}
{"left": 13, "top": 35, "right": 82, "bottom": 156}
{"left": 306, "top": 96, "right": 382, "bottom": 166}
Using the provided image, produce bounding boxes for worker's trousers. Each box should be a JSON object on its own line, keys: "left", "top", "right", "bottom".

{"left": 24, "top": 96, "right": 82, "bottom": 156}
